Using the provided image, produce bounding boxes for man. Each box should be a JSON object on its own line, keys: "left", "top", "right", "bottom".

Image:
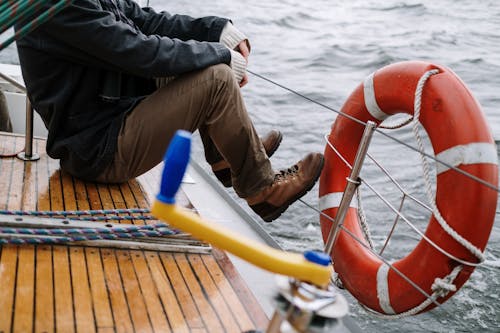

{"left": 16, "top": 0, "right": 324, "bottom": 222}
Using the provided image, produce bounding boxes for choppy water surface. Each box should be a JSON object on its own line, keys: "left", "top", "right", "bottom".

{"left": 3, "top": 0, "right": 499, "bottom": 331}
{"left": 180, "top": 1, "right": 500, "bottom": 331}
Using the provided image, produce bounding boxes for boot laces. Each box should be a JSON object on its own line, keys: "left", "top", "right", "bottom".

{"left": 275, "top": 164, "right": 299, "bottom": 182}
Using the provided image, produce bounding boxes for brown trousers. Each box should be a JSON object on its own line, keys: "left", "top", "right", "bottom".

{"left": 96, "top": 64, "right": 274, "bottom": 198}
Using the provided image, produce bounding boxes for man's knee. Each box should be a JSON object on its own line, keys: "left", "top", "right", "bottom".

{"left": 206, "top": 64, "right": 236, "bottom": 85}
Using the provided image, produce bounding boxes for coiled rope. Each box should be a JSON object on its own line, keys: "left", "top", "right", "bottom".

{"left": 0, "top": 208, "right": 181, "bottom": 244}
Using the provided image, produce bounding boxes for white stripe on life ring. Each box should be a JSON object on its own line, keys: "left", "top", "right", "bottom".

{"left": 319, "top": 192, "right": 358, "bottom": 212}
{"left": 364, "top": 73, "right": 390, "bottom": 121}
{"left": 436, "top": 142, "right": 498, "bottom": 175}
{"left": 377, "top": 263, "right": 396, "bottom": 314}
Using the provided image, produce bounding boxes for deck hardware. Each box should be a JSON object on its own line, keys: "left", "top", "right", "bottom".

{"left": 324, "top": 121, "right": 376, "bottom": 256}
{"left": 265, "top": 275, "right": 349, "bottom": 333}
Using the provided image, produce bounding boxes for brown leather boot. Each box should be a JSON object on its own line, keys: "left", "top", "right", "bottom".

{"left": 211, "top": 129, "right": 283, "bottom": 187}
{"left": 246, "top": 152, "right": 324, "bottom": 222}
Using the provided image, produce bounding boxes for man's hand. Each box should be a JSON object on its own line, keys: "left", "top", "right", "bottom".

{"left": 237, "top": 40, "right": 250, "bottom": 61}
{"left": 236, "top": 40, "right": 250, "bottom": 87}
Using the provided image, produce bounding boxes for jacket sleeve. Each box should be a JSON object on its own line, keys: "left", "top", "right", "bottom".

{"left": 37, "top": 0, "right": 231, "bottom": 78}
{"left": 121, "top": 0, "right": 229, "bottom": 42}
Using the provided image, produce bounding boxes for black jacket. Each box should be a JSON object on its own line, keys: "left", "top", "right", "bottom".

{"left": 16, "top": 0, "right": 231, "bottom": 180}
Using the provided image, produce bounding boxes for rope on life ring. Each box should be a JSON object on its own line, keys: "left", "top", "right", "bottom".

{"left": 319, "top": 61, "right": 498, "bottom": 316}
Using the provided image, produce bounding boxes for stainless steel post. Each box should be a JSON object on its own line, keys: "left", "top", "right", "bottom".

{"left": 0, "top": 70, "right": 39, "bottom": 161}
{"left": 324, "top": 121, "right": 376, "bottom": 255}
{"left": 17, "top": 97, "right": 40, "bottom": 161}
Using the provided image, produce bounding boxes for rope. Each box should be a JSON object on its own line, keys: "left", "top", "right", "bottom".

{"left": 0, "top": 223, "right": 172, "bottom": 236}
{"left": 360, "top": 265, "right": 463, "bottom": 319}
{"left": 0, "top": 208, "right": 157, "bottom": 221}
{"left": 411, "top": 70, "right": 485, "bottom": 263}
{"left": 0, "top": 149, "right": 24, "bottom": 158}
{"left": 355, "top": 189, "right": 374, "bottom": 250}
{"left": 0, "top": 208, "right": 183, "bottom": 244}
{"left": 0, "top": 228, "right": 177, "bottom": 245}
{"left": 0, "top": 208, "right": 151, "bottom": 216}
{"left": 53, "top": 215, "right": 155, "bottom": 222}
{"left": 379, "top": 115, "right": 414, "bottom": 130}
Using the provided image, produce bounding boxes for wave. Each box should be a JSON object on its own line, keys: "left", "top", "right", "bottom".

{"left": 366, "top": 2, "right": 427, "bottom": 14}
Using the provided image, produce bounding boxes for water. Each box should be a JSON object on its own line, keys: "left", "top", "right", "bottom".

{"left": 2, "top": 0, "right": 499, "bottom": 331}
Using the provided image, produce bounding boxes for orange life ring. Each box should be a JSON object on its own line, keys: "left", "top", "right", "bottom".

{"left": 319, "top": 61, "right": 498, "bottom": 315}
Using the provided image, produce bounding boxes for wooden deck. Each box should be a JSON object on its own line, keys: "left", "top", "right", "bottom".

{"left": 0, "top": 133, "right": 268, "bottom": 332}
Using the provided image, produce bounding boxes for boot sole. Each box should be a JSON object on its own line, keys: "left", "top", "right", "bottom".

{"left": 265, "top": 131, "right": 283, "bottom": 159}
{"left": 252, "top": 154, "right": 325, "bottom": 222}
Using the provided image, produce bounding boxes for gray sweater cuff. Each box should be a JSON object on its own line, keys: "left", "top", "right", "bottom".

{"left": 229, "top": 49, "right": 247, "bottom": 84}
{"left": 220, "top": 22, "right": 249, "bottom": 50}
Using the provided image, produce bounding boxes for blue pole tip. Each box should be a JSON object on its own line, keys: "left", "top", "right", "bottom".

{"left": 304, "top": 250, "right": 331, "bottom": 267}
{"left": 156, "top": 130, "right": 192, "bottom": 204}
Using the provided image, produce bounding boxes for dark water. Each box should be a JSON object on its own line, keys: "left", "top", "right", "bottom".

{"left": 2, "top": 0, "right": 499, "bottom": 331}
{"left": 181, "top": 1, "right": 500, "bottom": 332}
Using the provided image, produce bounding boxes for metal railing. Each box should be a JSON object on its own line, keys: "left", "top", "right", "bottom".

{"left": 0, "top": 70, "right": 39, "bottom": 161}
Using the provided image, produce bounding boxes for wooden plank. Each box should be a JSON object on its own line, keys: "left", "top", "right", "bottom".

{"left": 49, "top": 166, "right": 76, "bottom": 333}
{"left": 61, "top": 171, "right": 96, "bottom": 333}
{"left": 12, "top": 245, "right": 35, "bottom": 333}
{"left": 174, "top": 253, "right": 223, "bottom": 331}
{"left": 130, "top": 251, "right": 171, "bottom": 332}
{"left": 191, "top": 329, "right": 208, "bottom": 333}
{"left": 70, "top": 247, "right": 96, "bottom": 333}
{"left": 34, "top": 139, "right": 55, "bottom": 333}
{"left": 115, "top": 250, "right": 152, "bottom": 332}
{"left": 109, "top": 184, "right": 126, "bottom": 209}
{"left": 119, "top": 181, "right": 148, "bottom": 226}
{"left": 87, "top": 183, "right": 133, "bottom": 333}
{"left": 201, "top": 253, "right": 256, "bottom": 331}
{"left": 128, "top": 179, "right": 152, "bottom": 209}
{"left": 74, "top": 177, "right": 114, "bottom": 333}
{"left": 96, "top": 183, "right": 114, "bottom": 213}
{"left": 84, "top": 247, "right": 114, "bottom": 332}
{"left": 35, "top": 138, "right": 50, "bottom": 211}
{"left": 20, "top": 147, "right": 37, "bottom": 209}
{"left": 7, "top": 138, "right": 24, "bottom": 210}
{"left": 0, "top": 135, "right": 18, "bottom": 332}
{"left": 101, "top": 249, "right": 134, "bottom": 333}
{"left": 11, "top": 136, "right": 36, "bottom": 332}
{"left": 53, "top": 245, "right": 75, "bottom": 333}
{"left": 85, "top": 183, "right": 103, "bottom": 211}
{"left": 35, "top": 245, "right": 55, "bottom": 333}
{"left": 97, "top": 183, "right": 153, "bottom": 331}
{"left": 145, "top": 253, "right": 189, "bottom": 333}
{"left": 188, "top": 254, "right": 241, "bottom": 332}
{"left": 0, "top": 245, "right": 17, "bottom": 332}
{"left": 212, "top": 248, "right": 269, "bottom": 328}
{"left": 74, "top": 177, "right": 90, "bottom": 211}
{"left": 159, "top": 253, "right": 204, "bottom": 329}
